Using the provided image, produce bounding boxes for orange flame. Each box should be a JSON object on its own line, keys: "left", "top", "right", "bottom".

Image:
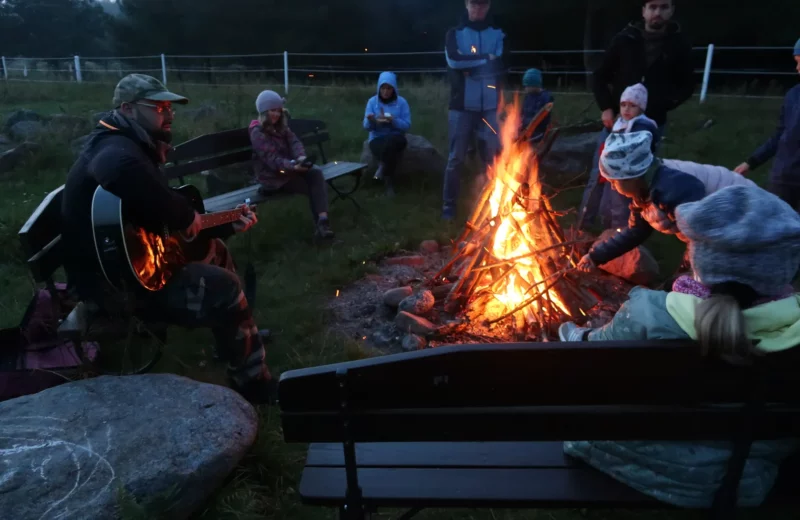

{"left": 476, "top": 95, "right": 570, "bottom": 323}
{"left": 130, "top": 228, "right": 182, "bottom": 291}
{"left": 470, "top": 45, "right": 477, "bottom": 54}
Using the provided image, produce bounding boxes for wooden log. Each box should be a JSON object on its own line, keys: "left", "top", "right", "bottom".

{"left": 447, "top": 232, "right": 495, "bottom": 310}
{"left": 451, "top": 180, "right": 496, "bottom": 252}
{"left": 541, "top": 257, "right": 583, "bottom": 318}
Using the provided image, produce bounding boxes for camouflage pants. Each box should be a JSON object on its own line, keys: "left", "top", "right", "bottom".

{"left": 145, "top": 239, "right": 270, "bottom": 387}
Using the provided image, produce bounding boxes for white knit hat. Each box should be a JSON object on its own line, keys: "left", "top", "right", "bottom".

{"left": 620, "top": 83, "right": 648, "bottom": 111}
{"left": 599, "top": 131, "right": 654, "bottom": 180}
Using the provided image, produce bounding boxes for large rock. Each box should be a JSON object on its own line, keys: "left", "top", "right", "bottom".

{"left": 183, "top": 104, "right": 219, "bottom": 122}
{"left": 48, "top": 113, "right": 91, "bottom": 138}
{"left": 539, "top": 130, "right": 602, "bottom": 185}
{"left": 383, "top": 286, "right": 413, "bottom": 307}
{"left": 0, "top": 142, "right": 41, "bottom": 174}
{"left": 398, "top": 289, "right": 435, "bottom": 316}
{"left": 9, "top": 120, "right": 45, "bottom": 141}
{"left": 0, "top": 374, "right": 258, "bottom": 520}
{"left": 360, "top": 133, "right": 446, "bottom": 178}
{"left": 3, "top": 109, "right": 43, "bottom": 133}
{"left": 594, "top": 229, "right": 660, "bottom": 286}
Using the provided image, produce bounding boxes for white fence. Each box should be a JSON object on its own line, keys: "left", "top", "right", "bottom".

{"left": 1, "top": 46, "right": 796, "bottom": 102}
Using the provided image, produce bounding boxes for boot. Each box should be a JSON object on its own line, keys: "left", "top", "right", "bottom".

{"left": 374, "top": 163, "right": 386, "bottom": 180}
{"left": 315, "top": 216, "right": 335, "bottom": 239}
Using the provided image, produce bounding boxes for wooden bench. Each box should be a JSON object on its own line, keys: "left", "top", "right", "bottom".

{"left": 163, "top": 119, "right": 368, "bottom": 213}
{"left": 18, "top": 187, "right": 165, "bottom": 375}
{"left": 278, "top": 341, "right": 800, "bottom": 519}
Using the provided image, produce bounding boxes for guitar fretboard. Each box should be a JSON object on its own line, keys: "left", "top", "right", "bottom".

{"left": 200, "top": 207, "right": 253, "bottom": 230}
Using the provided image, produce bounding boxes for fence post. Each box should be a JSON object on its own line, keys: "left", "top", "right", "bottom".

{"left": 1, "top": 56, "right": 7, "bottom": 80}
{"left": 74, "top": 55, "right": 82, "bottom": 82}
{"left": 161, "top": 53, "right": 168, "bottom": 85}
{"left": 700, "top": 44, "right": 714, "bottom": 104}
{"left": 283, "top": 51, "right": 289, "bottom": 95}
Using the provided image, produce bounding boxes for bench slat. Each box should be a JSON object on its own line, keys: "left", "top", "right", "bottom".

{"left": 306, "top": 442, "right": 579, "bottom": 469}
{"left": 299, "top": 466, "right": 661, "bottom": 509}
{"left": 320, "top": 162, "right": 366, "bottom": 181}
{"left": 203, "top": 185, "right": 265, "bottom": 213}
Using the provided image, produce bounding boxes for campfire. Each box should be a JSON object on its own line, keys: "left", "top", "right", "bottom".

{"left": 432, "top": 96, "right": 601, "bottom": 339}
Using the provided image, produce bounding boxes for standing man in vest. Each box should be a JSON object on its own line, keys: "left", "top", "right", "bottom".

{"left": 578, "top": 0, "right": 694, "bottom": 229}
{"left": 442, "top": 0, "right": 507, "bottom": 221}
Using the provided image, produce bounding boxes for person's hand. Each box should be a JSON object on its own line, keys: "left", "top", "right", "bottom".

{"left": 296, "top": 155, "right": 307, "bottom": 164}
{"left": 601, "top": 109, "right": 615, "bottom": 129}
{"left": 577, "top": 254, "right": 596, "bottom": 273}
{"left": 181, "top": 211, "right": 202, "bottom": 242}
{"left": 293, "top": 163, "right": 310, "bottom": 172}
{"left": 734, "top": 162, "right": 750, "bottom": 175}
{"left": 233, "top": 204, "right": 258, "bottom": 234}
{"left": 366, "top": 113, "right": 375, "bottom": 121}
{"left": 376, "top": 117, "right": 388, "bottom": 124}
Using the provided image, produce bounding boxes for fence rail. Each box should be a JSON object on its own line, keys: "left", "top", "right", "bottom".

{"left": 1, "top": 46, "right": 796, "bottom": 102}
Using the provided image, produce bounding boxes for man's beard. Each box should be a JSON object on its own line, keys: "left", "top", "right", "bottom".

{"left": 647, "top": 20, "right": 666, "bottom": 31}
{"left": 150, "top": 127, "right": 173, "bottom": 144}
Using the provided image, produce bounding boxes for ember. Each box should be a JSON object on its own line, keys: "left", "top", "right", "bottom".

{"left": 434, "top": 96, "right": 601, "bottom": 339}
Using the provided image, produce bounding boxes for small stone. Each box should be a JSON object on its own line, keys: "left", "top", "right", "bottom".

{"left": 419, "top": 240, "right": 440, "bottom": 254}
{"left": 402, "top": 334, "right": 427, "bottom": 351}
{"left": 386, "top": 255, "right": 426, "bottom": 267}
{"left": 398, "top": 289, "right": 435, "bottom": 316}
{"left": 395, "top": 311, "right": 438, "bottom": 336}
{"left": 383, "top": 286, "right": 413, "bottom": 307}
{"left": 371, "top": 330, "right": 393, "bottom": 346}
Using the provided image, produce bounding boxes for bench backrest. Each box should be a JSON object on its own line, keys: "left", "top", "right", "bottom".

{"left": 162, "top": 118, "right": 331, "bottom": 182}
{"left": 278, "top": 341, "right": 800, "bottom": 443}
{"left": 18, "top": 186, "right": 66, "bottom": 284}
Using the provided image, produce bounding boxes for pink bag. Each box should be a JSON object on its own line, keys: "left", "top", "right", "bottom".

{"left": 0, "top": 283, "right": 99, "bottom": 402}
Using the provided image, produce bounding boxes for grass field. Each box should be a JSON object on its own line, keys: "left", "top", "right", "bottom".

{"left": 0, "top": 78, "right": 792, "bottom": 519}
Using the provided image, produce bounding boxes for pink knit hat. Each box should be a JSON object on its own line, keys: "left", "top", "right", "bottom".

{"left": 620, "top": 83, "right": 648, "bottom": 111}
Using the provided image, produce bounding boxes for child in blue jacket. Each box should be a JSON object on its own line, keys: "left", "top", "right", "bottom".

{"left": 363, "top": 71, "right": 411, "bottom": 196}
{"left": 519, "top": 68, "right": 553, "bottom": 143}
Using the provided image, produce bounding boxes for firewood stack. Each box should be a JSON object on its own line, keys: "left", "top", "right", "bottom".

{"left": 430, "top": 103, "right": 600, "bottom": 339}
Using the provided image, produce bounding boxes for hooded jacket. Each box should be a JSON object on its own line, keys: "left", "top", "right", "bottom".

{"left": 61, "top": 112, "right": 198, "bottom": 301}
{"left": 249, "top": 110, "right": 307, "bottom": 191}
{"left": 563, "top": 286, "right": 799, "bottom": 508}
{"left": 746, "top": 84, "right": 800, "bottom": 187}
{"left": 363, "top": 72, "right": 412, "bottom": 142}
{"left": 592, "top": 21, "right": 694, "bottom": 126}
{"left": 445, "top": 13, "right": 507, "bottom": 113}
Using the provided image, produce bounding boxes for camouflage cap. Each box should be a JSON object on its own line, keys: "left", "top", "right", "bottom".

{"left": 112, "top": 74, "right": 189, "bottom": 107}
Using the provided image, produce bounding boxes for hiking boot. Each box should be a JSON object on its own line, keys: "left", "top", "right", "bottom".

{"left": 374, "top": 163, "right": 386, "bottom": 180}
{"left": 236, "top": 377, "right": 278, "bottom": 405}
{"left": 315, "top": 217, "right": 335, "bottom": 239}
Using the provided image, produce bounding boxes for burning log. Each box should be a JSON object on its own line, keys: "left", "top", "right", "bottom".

{"left": 432, "top": 94, "right": 599, "bottom": 338}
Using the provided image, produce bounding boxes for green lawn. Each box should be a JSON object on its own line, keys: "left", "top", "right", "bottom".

{"left": 0, "top": 78, "right": 791, "bottom": 519}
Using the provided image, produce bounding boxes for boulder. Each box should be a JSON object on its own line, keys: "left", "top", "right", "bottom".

{"left": 594, "top": 228, "right": 660, "bottom": 286}
{"left": 183, "top": 104, "right": 219, "bottom": 122}
{"left": 0, "top": 142, "right": 41, "bottom": 174}
{"left": 0, "top": 134, "right": 11, "bottom": 146}
{"left": 395, "top": 311, "right": 438, "bottom": 336}
{"left": 383, "top": 286, "right": 413, "bottom": 307}
{"left": 9, "top": 120, "right": 45, "bottom": 141}
{"left": 48, "top": 113, "right": 91, "bottom": 138}
{"left": 360, "top": 133, "right": 446, "bottom": 178}
{"left": 0, "top": 374, "right": 258, "bottom": 520}
{"left": 3, "top": 109, "right": 43, "bottom": 133}
{"left": 398, "top": 289, "right": 435, "bottom": 316}
{"left": 539, "top": 130, "right": 602, "bottom": 185}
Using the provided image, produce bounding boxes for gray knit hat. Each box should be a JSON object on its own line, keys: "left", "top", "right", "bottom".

{"left": 599, "top": 131, "right": 654, "bottom": 180}
{"left": 794, "top": 37, "right": 800, "bottom": 56}
{"left": 676, "top": 185, "right": 800, "bottom": 295}
{"left": 255, "top": 90, "right": 285, "bottom": 113}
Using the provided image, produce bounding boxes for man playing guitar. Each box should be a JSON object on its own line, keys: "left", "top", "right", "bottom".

{"left": 61, "top": 74, "right": 276, "bottom": 404}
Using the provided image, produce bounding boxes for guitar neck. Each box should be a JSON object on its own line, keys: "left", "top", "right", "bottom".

{"left": 199, "top": 207, "right": 250, "bottom": 230}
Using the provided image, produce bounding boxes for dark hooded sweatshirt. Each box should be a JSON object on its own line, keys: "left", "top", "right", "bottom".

{"left": 592, "top": 21, "right": 694, "bottom": 126}
{"left": 61, "top": 112, "right": 200, "bottom": 301}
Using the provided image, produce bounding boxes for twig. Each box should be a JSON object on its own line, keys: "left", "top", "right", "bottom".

{"left": 488, "top": 274, "right": 565, "bottom": 325}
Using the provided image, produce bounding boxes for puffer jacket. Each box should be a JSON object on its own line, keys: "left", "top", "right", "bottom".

{"left": 249, "top": 111, "right": 306, "bottom": 191}
{"left": 363, "top": 71, "right": 412, "bottom": 142}
{"left": 590, "top": 160, "right": 757, "bottom": 265}
{"left": 563, "top": 286, "right": 800, "bottom": 508}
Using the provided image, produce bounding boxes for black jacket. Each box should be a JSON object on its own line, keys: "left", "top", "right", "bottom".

{"left": 592, "top": 21, "right": 695, "bottom": 126}
{"left": 61, "top": 112, "right": 198, "bottom": 301}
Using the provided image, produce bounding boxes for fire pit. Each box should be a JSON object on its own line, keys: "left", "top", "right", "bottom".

{"left": 328, "top": 98, "right": 634, "bottom": 351}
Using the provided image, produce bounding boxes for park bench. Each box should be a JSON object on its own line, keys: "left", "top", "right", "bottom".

{"left": 162, "top": 118, "right": 368, "bottom": 213}
{"left": 279, "top": 341, "right": 800, "bottom": 520}
{"left": 18, "top": 186, "right": 165, "bottom": 376}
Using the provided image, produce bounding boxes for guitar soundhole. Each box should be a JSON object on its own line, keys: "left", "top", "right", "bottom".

{"left": 126, "top": 226, "right": 183, "bottom": 291}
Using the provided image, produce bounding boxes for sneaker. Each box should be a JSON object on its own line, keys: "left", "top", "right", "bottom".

{"left": 374, "top": 163, "right": 386, "bottom": 181}
{"left": 236, "top": 377, "right": 278, "bottom": 405}
{"left": 315, "top": 217, "right": 335, "bottom": 239}
{"left": 558, "top": 322, "right": 590, "bottom": 342}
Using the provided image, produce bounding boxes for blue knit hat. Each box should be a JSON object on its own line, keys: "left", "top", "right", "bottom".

{"left": 794, "top": 38, "right": 800, "bottom": 56}
{"left": 522, "top": 68, "right": 543, "bottom": 88}
{"left": 676, "top": 185, "right": 800, "bottom": 296}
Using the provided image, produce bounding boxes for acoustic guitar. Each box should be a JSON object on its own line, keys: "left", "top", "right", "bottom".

{"left": 91, "top": 184, "right": 253, "bottom": 292}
